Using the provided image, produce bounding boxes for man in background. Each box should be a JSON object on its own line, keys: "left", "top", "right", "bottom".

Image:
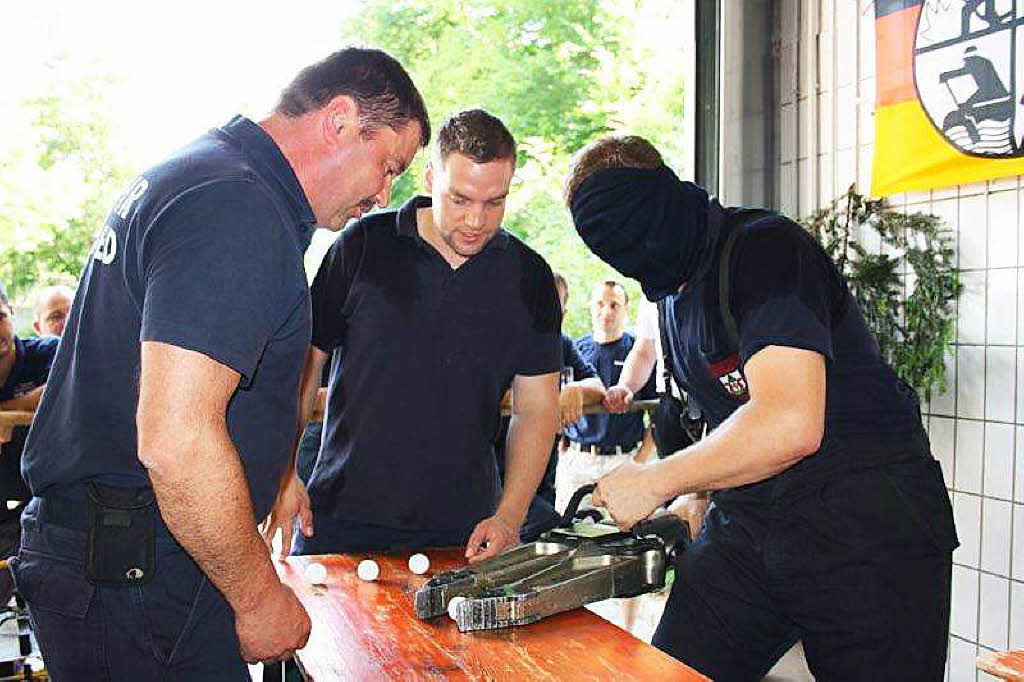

{"left": 32, "top": 285, "right": 74, "bottom": 337}
{"left": 559, "top": 280, "right": 655, "bottom": 511}
{"left": 496, "top": 272, "right": 604, "bottom": 541}
{"left": 0, "top": 280, "right": 60, "bottom": 605}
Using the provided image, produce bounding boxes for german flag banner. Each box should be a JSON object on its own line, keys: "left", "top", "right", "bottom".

{"left": 873, "top": 1, "right": 1024, "bottom": 195}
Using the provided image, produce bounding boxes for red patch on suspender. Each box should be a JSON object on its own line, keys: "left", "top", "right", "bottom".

{"left": 708, "top": 353, "right": 749, "bottom": 401}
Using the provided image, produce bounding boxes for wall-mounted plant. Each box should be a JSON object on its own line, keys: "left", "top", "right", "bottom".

{"left": 803, "top": 185, "right": 961, "bottom": 401}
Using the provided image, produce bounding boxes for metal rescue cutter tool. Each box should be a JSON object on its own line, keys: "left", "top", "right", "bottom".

{"left": 413, "top": 484, "right": 690, "bottom": 632}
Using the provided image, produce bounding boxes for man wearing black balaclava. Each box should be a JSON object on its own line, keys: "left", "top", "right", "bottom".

{"left": 566, "top": 135, "right": 957, "bottom": 682}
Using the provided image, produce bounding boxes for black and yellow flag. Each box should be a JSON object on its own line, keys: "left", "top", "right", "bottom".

{"left": 873, "top": 1, "right": 1024, "bottom": 195}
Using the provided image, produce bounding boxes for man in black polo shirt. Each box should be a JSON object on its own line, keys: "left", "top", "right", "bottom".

{"left": 15, "top": 48, "right": 429, "bottom": 679}
{"left": 263, "top": 110, "right": 561, "bottom": 562}
{"left": 559, "top": 280, "right": 655, "bottom": 511}
{"left": 567, "top": 135, "right": 957, "bottom": 681}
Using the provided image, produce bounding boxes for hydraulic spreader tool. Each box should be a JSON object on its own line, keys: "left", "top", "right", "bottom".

{"left": 414, "top": 484, "right": 690, "bottom": 632}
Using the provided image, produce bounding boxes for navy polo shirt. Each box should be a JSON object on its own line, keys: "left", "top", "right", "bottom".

{"left": 662, "top": 215, "right": 923, "bottom": 497}
{"left": 567, "top": 331, "right": 655, "bottom": 449}
{"left": 561, "top": 333, "right": 597, "bottom": 384}
{"left": 0, "top": 336, "right": 59, "bottom": 402}
{"left": 23, "top": 116, "right": 315, "bottom": 520}
{"left": 307, "top": 195, "right": 561, "bottom": 536}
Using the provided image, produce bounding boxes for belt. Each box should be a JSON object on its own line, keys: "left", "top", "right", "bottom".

{"left": 567, "top": 442, "right": 641, "bottom": 456}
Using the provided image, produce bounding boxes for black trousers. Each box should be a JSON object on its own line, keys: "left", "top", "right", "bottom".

{"left": 653, "top": 456, "right": 956, "bottom": 682}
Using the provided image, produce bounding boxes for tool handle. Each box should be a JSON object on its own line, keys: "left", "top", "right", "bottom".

{"left": 557, "top": 484, "right": 596, "bottom": 528}
{"left": 631, "top": 512, "right": 690, "bottom": 549}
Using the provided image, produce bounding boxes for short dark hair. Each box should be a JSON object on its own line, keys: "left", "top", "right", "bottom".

{"left": 602, "top": 279, "right": 629, "bottom": 306}
{"left": 564, "top": 135, "right": 663, "bottom": 205}
{"left": 276, "top": 47, "right": 431, "bottom": 147}
{"left": 436, "top": 109, "right": 516, "bottom": 165}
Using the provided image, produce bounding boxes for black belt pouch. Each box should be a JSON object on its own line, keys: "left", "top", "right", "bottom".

{"left": 85, "top": 483, "right": 156, "bottom": 586}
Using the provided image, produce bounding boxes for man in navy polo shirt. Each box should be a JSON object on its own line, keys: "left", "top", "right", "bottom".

{"left": 263, "top": 110, "right": 561, "bottom": 562}
{"left": 15, "top": 48, "right": 429, "bottom": 679}
{"left": 0, "top": 281, "right": 59, "bottom": 605}
{"left": 0, "top": 282, "right": 58, "bottom": 413}
{"left": 558, "top": 280, "right": 655, "bottom": 511}
{"left": 567, "top": 135, "right": 957, "bottom": 681}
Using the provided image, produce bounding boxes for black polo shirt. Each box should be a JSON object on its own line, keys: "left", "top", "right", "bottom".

{"left": 662, "top": 215, "right": 924, "bottom": 499}
{"left": 308, "top": 195, "right": 561, "bottom": 536}
{"left": 23, "top": 116, "right": 315, "bottom": 520}
{"left": 567, "top": 331, "right": 655, "bottom": 448}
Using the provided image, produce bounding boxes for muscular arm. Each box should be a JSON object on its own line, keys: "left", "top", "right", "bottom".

{"left": 499, "top": 372, "right": 561, "bottom": 526}
{"left": 652, "top": 345, "right": 824, "bottom": 493}
{"left": 594, "top": 346, "right": 825, "bottom": 527}
{"left": 136, "top": 342, "right": 285, "bottom": 613}
{"left": 137, "top": 342, "right": 310, "bottom": 662}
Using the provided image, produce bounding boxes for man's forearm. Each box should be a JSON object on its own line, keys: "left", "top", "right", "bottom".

{"left": 618, "top": 339, "right": 656, "bottom": 393}
{"left": 0, "top": 385, "right": 44, "bottom": 412}
{"left": 499, "top": 411, "right": 559, "bottom": 526}
{"left": 574, "top": 377, "right": 605, "bottom": 404}
{"left": 141, "top": 423, "right": 280, "bottom": 614}
{"left": 648, "top": 401, "right": 821, "bottom": 500}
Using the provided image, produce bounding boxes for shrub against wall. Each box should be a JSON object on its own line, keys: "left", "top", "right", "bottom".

{"left": 803, "top": 186, "right": 961, "bottom": 400}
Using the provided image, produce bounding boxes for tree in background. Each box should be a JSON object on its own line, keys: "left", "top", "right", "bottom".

{"left": 4, "top": 2, "right": 689, "bottom": 339}
{"left": 0, "top": 58, "right": 133, "bottom": 311}
{"left": 337, "top": 0, "right": 688, "bottom": 336}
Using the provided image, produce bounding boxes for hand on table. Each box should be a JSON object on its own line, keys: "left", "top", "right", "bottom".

{"left": 259, "top": 474, "right": 313, "bottom": 559}
{"left": 465, "top": 514, "right": 519, "bottom": 563}
{"left": 602, "top": 385, "right": 633, "bottom": 414}
{"left": 591, "top": 459, "right": 664, "bottom": 530}
{"left": 235, "top": 581, "right": 311, "bottom": 664}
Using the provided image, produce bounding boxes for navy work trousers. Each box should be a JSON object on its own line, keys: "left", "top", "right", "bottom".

{"left": 653, "top": 455, "right": 956, "bottom": 682}
{"left": 10, "top": 499, "right": 249, "bottom": 681}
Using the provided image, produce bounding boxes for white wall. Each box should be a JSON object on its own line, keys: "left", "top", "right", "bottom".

{"left": 759, "top": 2, "right": 1024, "bottom": 680}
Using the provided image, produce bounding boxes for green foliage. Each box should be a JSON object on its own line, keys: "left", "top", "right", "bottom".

{"left": 804, "top": 186, "right": 961, "bottom": 400}
{"left": 340, "top": 0, "right": 688, "bottom": 336}
{"left": 0, "top": 61, "right": 133, "bottom": 302}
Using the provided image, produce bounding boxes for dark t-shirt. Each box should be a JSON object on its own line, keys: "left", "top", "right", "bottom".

{"left": 308, "top": 195, "right": 561, "bottom": 535}
{"left": 1, "top": 336, "right": 59, "bottom": 501}
{"left": 0, "top": 336, "right": 59, "bottom": 401}
{"left": 22, "top": 116, "right": 315, "bottom": 520}
{"left": 567, "top": 332, "right": 655, "bottom": 448}
{"left": 662, "top": 215, "right": 923, "bottom": 497}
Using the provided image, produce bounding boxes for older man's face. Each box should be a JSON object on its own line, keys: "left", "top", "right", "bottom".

{"left": 35, "top": 291, "right": 71, "bottom": 337}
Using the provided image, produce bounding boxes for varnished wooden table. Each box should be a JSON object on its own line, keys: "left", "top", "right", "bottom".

{"left": 978, "top": 649, "right": 1024, "bottom": 681}
{"left": 275, "top": 549, "right": 708, "bottom": 681}
{"left": 0, "top": 412, "right": 33, "bottom": 446}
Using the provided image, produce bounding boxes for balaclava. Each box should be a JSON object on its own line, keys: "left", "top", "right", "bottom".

{"left": 570, "top": 165, "right": 723, "bottom": 301}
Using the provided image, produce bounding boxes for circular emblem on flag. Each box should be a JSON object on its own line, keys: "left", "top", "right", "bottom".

{"left": 914, "top": 1, "right": 1024, "bottom": 157}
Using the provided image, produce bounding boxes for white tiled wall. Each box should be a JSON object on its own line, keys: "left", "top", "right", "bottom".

{"left": 769, "top": 2, "right": 1023, "bottom": 680}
